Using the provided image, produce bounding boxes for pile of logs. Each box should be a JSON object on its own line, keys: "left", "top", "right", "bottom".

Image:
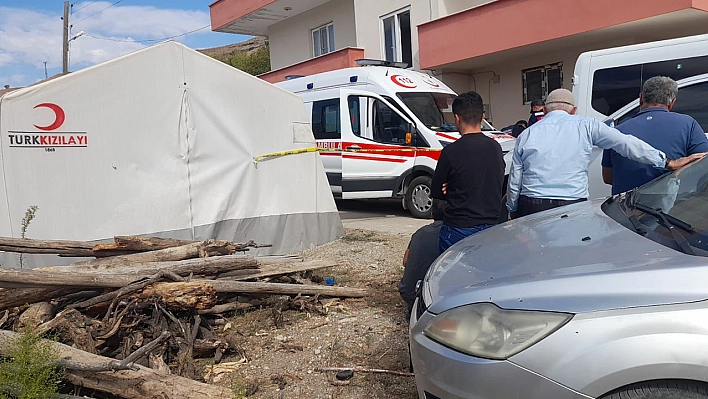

{"left": 0, "top": 236, "right": 364, "bottom": 399}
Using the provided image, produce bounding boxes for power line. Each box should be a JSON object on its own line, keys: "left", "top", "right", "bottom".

{"left": 84, "top": 24, "right": 211, "bottom": 43}
{"left": 72, "top": 0, "right": 122, "bottom": 26}
{"left": 71, "top": 1, "right": 98, "bottom": 15}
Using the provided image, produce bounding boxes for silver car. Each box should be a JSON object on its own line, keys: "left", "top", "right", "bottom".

{"left": 410, "top": 157, "right": 708, "bottom": 399}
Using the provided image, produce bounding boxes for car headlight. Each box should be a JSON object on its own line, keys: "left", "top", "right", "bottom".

{"left": 423, "top": 303, "right": 571, "bottom": 360}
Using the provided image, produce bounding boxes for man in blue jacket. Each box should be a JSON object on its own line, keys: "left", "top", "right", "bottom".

{"left": 602, "top": 76, "right": 708, "bottom": 194}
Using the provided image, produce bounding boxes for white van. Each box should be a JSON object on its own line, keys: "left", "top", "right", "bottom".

{"left": 276, "top": 61, "right": 515, "bottom": 218}
{"left": 573, "top": 33, "right": 708, "bottom": 198}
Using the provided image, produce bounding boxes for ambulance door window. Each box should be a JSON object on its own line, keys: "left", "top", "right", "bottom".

{"left": 312, "top": 99, "right": 341, "bottom": 139}
{"left": 372, "top": 99, "right": 409, "bottom": 145}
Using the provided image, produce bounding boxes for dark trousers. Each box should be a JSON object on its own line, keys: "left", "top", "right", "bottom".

{"left": 516, "top": 195, "right": 587, "bottom": 218}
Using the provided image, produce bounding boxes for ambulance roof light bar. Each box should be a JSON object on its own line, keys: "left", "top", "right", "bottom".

{"left": 355, "top": 59, "right": 409, "bottom": 69}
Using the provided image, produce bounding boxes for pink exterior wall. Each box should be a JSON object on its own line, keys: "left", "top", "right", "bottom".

{"left": 209, "top": 0, "right": 276, "bottom": 31}
{"left": 259, "top": 47, "right": 365, "bottom": 83}
{"left": 419, "top": 0, "right": 708, "bottom": 69}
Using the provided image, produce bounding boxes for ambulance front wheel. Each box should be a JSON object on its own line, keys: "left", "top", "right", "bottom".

{"left": 406, "top": 176, "right": 433, "bottom": 219}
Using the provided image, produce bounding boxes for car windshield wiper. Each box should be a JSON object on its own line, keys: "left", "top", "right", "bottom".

{"left": 628, "top": 201, "right": 696, "bottom": 255}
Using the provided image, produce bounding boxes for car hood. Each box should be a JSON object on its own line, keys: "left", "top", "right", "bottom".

{"left": 425, "top": 200, "right": 708, "bottom": 314}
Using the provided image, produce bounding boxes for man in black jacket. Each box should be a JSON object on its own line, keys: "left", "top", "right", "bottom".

{"left": 431, "top": 91, "right": 505, "bottom": 253}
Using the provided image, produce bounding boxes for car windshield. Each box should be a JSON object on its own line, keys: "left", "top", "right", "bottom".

{"left": 627, "top": 156, "right": 708, "bottom": 253}
{"left": 397, "top": 92, "right": 495, "bottom": 132}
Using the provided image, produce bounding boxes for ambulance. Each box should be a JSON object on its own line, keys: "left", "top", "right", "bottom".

{"left": 276, "top": 60, "right": 516, "bottom": 218}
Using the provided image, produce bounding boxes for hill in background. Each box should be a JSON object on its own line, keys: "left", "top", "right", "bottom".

{"left": 198, "top": 37, "right": 270, "bottom": 76}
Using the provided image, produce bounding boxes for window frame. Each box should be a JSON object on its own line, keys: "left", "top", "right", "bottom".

{"left": 348, "top": 94, "right": 414, "bottom": 146}
{"left": 522, "top": 62, "right": 564, "bottom": 104}
{"left": 312, "top": 22, "right": 335, "bottom": 57}
{"left": 380, "top": 7, "right": 412, "bottom": 68}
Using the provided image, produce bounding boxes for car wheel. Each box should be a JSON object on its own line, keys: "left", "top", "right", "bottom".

{"left": 602, "top": 381, "right": 708, "bottom": 399}
{"left": 406, "top": 176, "right": 433, "bottom": 219}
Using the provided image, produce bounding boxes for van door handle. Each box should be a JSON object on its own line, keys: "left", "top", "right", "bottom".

{"left": 346, "top": 145, "right": 362, "bottom": 151}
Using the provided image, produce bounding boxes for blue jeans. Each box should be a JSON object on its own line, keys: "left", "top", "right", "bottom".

{"left": 438, "top": 224, "right": 494, "bottom": 254}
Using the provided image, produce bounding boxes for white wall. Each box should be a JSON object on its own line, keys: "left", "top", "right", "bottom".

{"left": 439, "top": 36, "right": 647, "bottom": 128}
{"left": 267, "top": 0, "right": 357, "bottom": 70}
{"left": 352, "top": 0, "right": 433, "bottom": 70}
{"left": 438, "top": 0, "right": 497, "bottom": 16}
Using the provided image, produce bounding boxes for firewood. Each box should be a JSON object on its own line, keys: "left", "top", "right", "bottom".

{"left": 136, "top": 282, "right": 217, "bottom": 310}
{"left": 0, "top": 236, "right": 95, "bottom": 256}
{"left": 38, "top": 254, "right": 260, "bottom": 275}
{"left": 93, "top": 236, "right": 196, "bottom": 253}
{"left": 71, "top": 240, "right": 237, "bottom": 268}
{"left": 0, "top": 269, "right": 367, "bottom": 297}
{"left": 0, "top": 330, "right": 233, "bottom": 398}
{"left": 17, "top": 302, "right": 54, "bottom": 329}
{"left": 219, "top": 259, "right": 336, "bottom": 280}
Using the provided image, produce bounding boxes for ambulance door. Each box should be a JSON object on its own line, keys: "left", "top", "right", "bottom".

{"left": 339, "top": 89, "right": 416, "bottom": 199}
{"left": 309, "top": 98, "right": 343, "bottom": 195}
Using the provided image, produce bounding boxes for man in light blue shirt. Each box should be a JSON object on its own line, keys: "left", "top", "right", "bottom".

{"left": 506, "top": 88, "right": 699, "bottom": 218}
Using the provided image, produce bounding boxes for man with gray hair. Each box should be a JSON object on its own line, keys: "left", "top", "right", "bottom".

{"left": 507, "top": 88, "right": 701, "bottom": 218}
{"left": 602, "top": 76, "right": 708, "bottom": 195}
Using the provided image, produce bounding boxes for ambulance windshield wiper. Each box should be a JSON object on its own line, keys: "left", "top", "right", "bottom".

{"left": 627, "top": 200, "right": 696, "bottom": 255}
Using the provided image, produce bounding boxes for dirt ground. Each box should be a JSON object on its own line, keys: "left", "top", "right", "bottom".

{"left": 210, "top": 228, "right": 417, "bottom": 399}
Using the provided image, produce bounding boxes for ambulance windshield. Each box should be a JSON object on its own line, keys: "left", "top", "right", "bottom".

{"left": 397, "top": 92, "right": 495, "bottom": 132}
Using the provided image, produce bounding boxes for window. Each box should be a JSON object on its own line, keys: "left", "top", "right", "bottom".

{"left": 615, "top": 81, "right": 708, "bottom": 130}
{"left": 522, "top": 63, "right": 563, "bottom": 104}
{"left": 666, "top": 81, "right": 708, "bottom": 131}
{"left": 381, "top": 9, "right": 412, "bottom": 67}
{"left": 312, "top": 23, "right": 335, "bottom": 57}
{"left": 311, "top": 99, "right": 340, "bottom": 139}
{"left": 348, "top": 96, "right": 412, "bottom": 145}
{"left": 591, "top": 55, "right": 708, "bottom": 116}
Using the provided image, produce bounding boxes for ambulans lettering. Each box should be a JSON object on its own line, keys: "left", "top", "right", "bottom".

{"left": 316, "top": 141, "right": 342, "bottom": 150}
{"left": 391, "top": 75, "right": 417, "bottom": 89}
{"left": 6, "top": 103, "right": 88, "bottom": 150}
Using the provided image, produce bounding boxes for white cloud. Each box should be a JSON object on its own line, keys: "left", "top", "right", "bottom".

{"left": 0, "top": 2, "right": 214, "bottom": 84}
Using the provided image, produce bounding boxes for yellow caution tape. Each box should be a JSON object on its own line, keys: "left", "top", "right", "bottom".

{"left": 253, "top": 146, "right": 443, "bottom": 164}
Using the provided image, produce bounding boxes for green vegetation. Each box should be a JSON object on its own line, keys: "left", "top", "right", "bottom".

{"left": 0, "top": 329, "right": 63, "bottom": 399}
{"left": 20, "top": 205, "right": 38, "bottom": 239}
{"left": 213, "top": 44, "right": 271, "bottom": 76}
{"left": 19, "top": 205, "right": 38, "bottom": 269}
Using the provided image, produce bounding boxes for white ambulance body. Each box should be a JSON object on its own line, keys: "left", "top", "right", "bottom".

{"left": 276, "top": 62, "right": 515, "bottom": 218}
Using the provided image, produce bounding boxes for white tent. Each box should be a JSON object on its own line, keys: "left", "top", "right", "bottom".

{"left": 0, "top": 41, "right": 342, "bottom": 268}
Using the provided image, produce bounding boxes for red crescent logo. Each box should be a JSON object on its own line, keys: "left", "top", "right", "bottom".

{"left": 391, "top": 74, "right": 417, "bottom": 89}
{"left": 33, "top": 103, "right": 65, "bottom": 131}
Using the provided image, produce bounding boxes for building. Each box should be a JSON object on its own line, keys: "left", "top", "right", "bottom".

{"left": 209, "top": 0, "right": 708, "bottom": 128}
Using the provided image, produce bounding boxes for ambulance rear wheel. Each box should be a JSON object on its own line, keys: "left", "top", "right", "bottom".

{"left": 406, "top": 176, "right": 433, "bottom": 219}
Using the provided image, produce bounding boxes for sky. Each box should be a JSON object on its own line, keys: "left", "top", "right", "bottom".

{"left": 0, "top": 0, "right": 251, "bottom": 87}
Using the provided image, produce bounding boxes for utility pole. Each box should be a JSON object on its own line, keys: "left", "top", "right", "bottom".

{"left": 44, "top": 61, "right": 48, "bottom": 79}
{"left": 62, "top": 1, "right": 69, "bottom": 74}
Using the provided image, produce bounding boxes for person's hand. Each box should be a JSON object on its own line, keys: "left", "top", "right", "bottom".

{"left": 442, "top": 182, "right": 448, "bottom": 195}
{"left": 666, "top": 152, "right": 708, "bottom": 170}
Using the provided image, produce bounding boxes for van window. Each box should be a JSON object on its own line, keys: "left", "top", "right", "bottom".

{"left": 591, "top": 55, "right": 708, "bottom": 116}
{"left": 671, "top": 81, "right": 708, "bottom": 131}
{"left": 312, "top": 99, "right": 340, "bottom": 140}
{"left": 615, "top": 80, "right": 708, "bottom": 130}
{"left": 348, "top": 97, "right": 361, "bottom": 136}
